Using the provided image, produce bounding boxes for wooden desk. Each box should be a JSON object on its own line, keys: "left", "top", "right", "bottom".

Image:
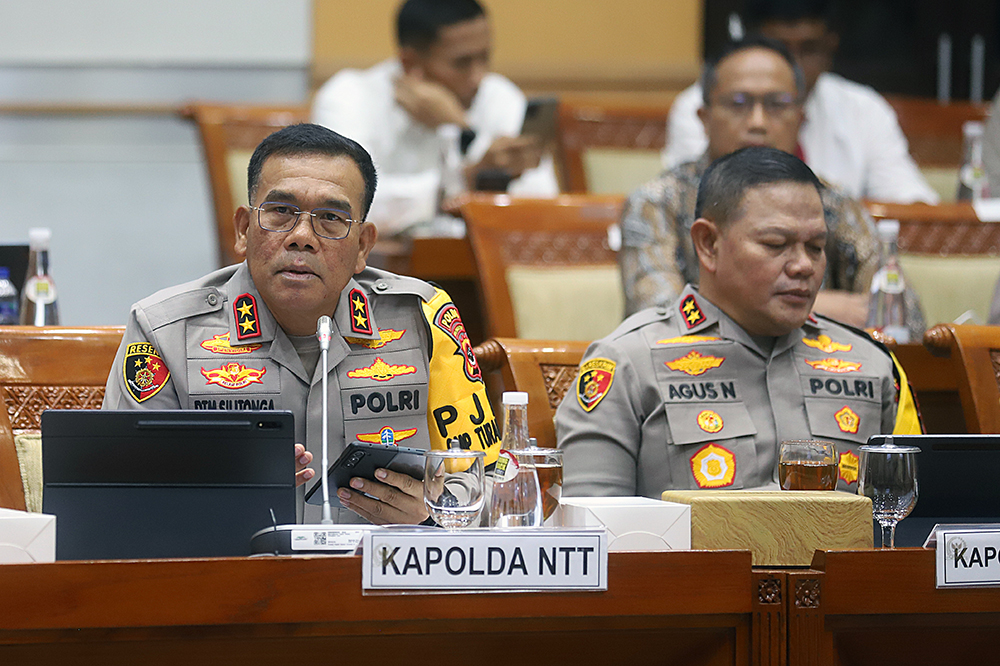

{"left": 786, "top": 549, "right": 1000, "bottom": 665}
{"left": 0, "top": 551, "right": 753, "bottom": 666}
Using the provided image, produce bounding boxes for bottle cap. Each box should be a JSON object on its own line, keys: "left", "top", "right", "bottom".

{"left": 501, "top": 391, "right": 528, "bottom": 406}
{"left": 876, "top": 219, "right": 900, "bottom": 241}
{"left": 28, "top": 228, "right": 52, "bottom": 251}
{"left": 963, "top": 120, "right": 984, "bottom": 138}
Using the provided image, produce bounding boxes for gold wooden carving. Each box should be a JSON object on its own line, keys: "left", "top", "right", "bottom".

{"left": 4, "top": 385, "right": 106, "bottom": 430}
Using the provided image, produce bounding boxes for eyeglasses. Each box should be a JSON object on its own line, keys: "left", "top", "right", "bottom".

{"left": 712, "top": 92, "right": 798, "bottom": 116}
{"left": 252, "top": 202, "right": 363, "bottom": 240}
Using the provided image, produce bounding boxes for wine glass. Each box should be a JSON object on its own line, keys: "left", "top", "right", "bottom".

{"left": 423, "top": 449, "right": 485, "bottom": 529}
{"left": 858, "top": 439, "right": 920, "bottom": 548}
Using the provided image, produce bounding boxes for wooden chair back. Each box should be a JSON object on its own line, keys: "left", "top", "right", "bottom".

{"left": 179, "top": 103, "right": 309, "bottom": 267}
{"left": 923, "top": 323, "right": 1000, "bottom": 433}
{"left": 884, "top": 96, "right": 989, "bottom": 167}
{"left": 865, "top": 201, "right": 1000, "bottom": 326}
{"left": 460, "top": 194, "right": 625, "bottom": 340}
{"left": 473, "top": 338, "right": 589, "bottom": 449}
{"left": 557, "top": 100, "right": 671, "bottom": 193}
{"left": 0, "top": 326, "right": 124, "bottom": 510}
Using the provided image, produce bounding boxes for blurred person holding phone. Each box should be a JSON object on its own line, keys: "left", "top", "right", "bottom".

{"left": 312, "top": 0, "right": 558, "bottom": 234}
{"left": 104, "top": 123, "right": 498, "bottom": 525}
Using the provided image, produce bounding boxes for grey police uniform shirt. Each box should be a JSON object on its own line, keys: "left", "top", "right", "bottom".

{"left": 103, "top": 262, "right": 489, "bottom": 524}
{"left": 555, "top": 285, "right": 899, "bottom": 498}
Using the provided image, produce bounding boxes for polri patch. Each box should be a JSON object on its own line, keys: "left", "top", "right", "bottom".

{"left": 200, "top": 332, "right": 261, "bottom": 355}
{"left": 690, "top": 443, "right": 736, "bottom": 488}
{"left": 805, "top": 358, "right": 862, "bottom": 373}
{"left": 576, "top": 358, "right": 615, "bottom": 412}
{"left": 802, "top": 334, "right": 852, "bottom": 353}
{"left": 201, "top": 362, "right": 266, "bottom": 390}
{"left": 124, "top": 342, "right": 171, "bottom": 403}
{"left": 665, "top": 350, "right": 725, "bottom": 376}
{"left": 835, "top": 405, "right": 860, "bottom": 434}
{"left": 347, "top": 357, "right": 417, "bottom": 382}
{"left": 233, "top": 293, "right": 261, "bottom": 341}
{"left": 697, "top": 409, "right": 724, "bottom": 434}
{"left": 433, "top": 303, "right": 481, "bottom": 382}
{"left": 357, "top": 426, "right": 418, "bottom": 446}
{"left": 349, "top": 288, "right": 373, "bottom": 335}
{"left": 680, "top": 294, "right": 706, "bottom": 329}
{"left": 839, "top": 449, "right": 860, "bottom": 484}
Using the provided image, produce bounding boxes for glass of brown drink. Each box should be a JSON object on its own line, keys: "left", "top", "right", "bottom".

{"left": 779, "top": 440, "right": 838, "bottom": 490}
{"left": 508, "top": 447, "right": 563, "bottom": 521}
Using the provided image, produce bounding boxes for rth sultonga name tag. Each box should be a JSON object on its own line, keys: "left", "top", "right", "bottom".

{"left": 362, "top": 528, "right": 608, "bottom": 591}
{"left": 935, "top": 526, "right": 1000, "bottom": 588}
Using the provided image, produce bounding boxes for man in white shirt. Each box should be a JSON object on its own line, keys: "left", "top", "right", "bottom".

{"left": 663, "top": 0, "right": 938, "bottom": 204}
{"left": 312, "top": 0, "right": 559, "bottom": 235}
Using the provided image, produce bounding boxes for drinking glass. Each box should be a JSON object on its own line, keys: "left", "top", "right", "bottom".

{"left": 508, "top": 447, "right": 563, "bottom": 521}
{"left": 858, "top": 440, "right": 920, "bottom": 548}
{"left": 423, "top": 449, "right": 485, "bottom": 530}
{"left": 779, "top": 440, "right": 838, "bottom": 490}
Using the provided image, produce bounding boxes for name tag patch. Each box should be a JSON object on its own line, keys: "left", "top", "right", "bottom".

{"left": 807, "top": 376, "right": 878, "bottom": 400}
{"left": 663, "top": 380, "right": 738, "bottom": 402}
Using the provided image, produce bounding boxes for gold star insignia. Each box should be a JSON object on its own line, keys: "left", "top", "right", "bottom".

{"left": 240, "top": 317, "right": 257, "bottom": 333}
{"left": 236, "top": 301, "right": 253, "bottom": 318}
{"left": 149, "top": 361, "right": 160, "bottom": 371}
{"left": 134, "top": 358, "right": 144, "bottom": 368}
{"left": 682, "top": 300, "right": 697, "bottom": 314}
{"left": 686, "top": 310, "right": 700, "bottom": 324}
{"left": 352, "top": 295, "right": 366, "bottom": 312}
{"left": 353, "top": 311, "right": 368, "bottom": 327}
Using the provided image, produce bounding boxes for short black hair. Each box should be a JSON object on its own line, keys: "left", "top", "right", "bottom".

{"left": 247, "top": 123, "right": 378, "bottom": 221}
{"left": 695, "top": 146, "right": 822, "bottom": 225}
{"left": 701, "top": 35, "right": 806, "bottom": 106}
{"left": 396, "top": 0, "right": 486, "bottom": 51}
{"left": 744, "top": 0, "right": 834, "bottom": 29}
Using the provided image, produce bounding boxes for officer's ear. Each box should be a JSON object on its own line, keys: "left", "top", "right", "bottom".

{"left": 353, "top": 220, "right": 379, "bottom": 275}
{"left": 691, "top": 217, "right": 721, "bottom": 275}
{"left": 233, "top": 205, "right": 251, "bottom": 259}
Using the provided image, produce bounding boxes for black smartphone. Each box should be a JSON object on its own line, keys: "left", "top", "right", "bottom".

{"left": 520, "top": 97, "right": 559, "bottom": 144}
{"left": 304, "top": 442, "right": 426, "bottom": 504}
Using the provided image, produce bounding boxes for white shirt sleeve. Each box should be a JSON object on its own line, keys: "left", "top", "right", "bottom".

{"left": 662, "top": 83, "right": 709, "bottom": 169}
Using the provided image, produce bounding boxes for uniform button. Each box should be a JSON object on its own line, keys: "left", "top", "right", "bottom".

{"left": 207, "top": 293, "right": 219, "bottom": 306}
{"left": 374, "top": 281, "right": 389, "bottom": 292}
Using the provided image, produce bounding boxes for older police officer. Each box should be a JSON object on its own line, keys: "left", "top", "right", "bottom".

{"left": 556, "top": 146, "right": 920, "bottom": 498}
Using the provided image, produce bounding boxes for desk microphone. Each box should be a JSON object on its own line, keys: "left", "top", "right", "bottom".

{"left": 250, "top": 313, "right": 366, "bottom": 554}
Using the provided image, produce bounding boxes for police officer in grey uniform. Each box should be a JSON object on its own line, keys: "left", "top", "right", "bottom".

{"left": 105, "top": 124, "right": 498, "bottom": 525}
{"left": 556, "top": 146, "right": 920, "bottom": 498}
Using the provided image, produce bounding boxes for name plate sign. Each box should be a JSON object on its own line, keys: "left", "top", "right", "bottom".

{"left": 935, "top": 526, "right": 1000, "bottom": 588}
{"left": 362, "top": 528, "right": 608, "bottom": 591}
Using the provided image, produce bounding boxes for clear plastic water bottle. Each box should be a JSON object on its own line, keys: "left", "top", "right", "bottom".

{"left": 866, "top": 219, "right": 909, "bottom": 343}
{"left": 488, "top": 391, "right": 543, "bottom": 528}
{"left": 0, "top": 267, "right": 18, "bottom": 324}
{"left": 20, "top": 227, "right": 59, "bottom": 326}
{"left": 957, "top": 121, "right": 988, "bottom": 201}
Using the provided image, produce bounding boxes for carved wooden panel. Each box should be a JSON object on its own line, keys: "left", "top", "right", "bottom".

{"left": 502, "top": 228, "right": 617, "bottom": 266}
{"left": 561, "top": 111, "right": 668, "bottom": 151}
{"left": 758, "top": 577, "right": 783, "bottom": 605}
{"left": 898, "top": 221, "right": 1000, "bottom": 255}
{"left": 540, "top": 363, "right": 581, "bottom": 411}
{"left": 991, "top": 350, "right": 1000, "bottom": 389}
{"left": 794, "top": 579, "right": 822, "bottom": 608}
{"left": 3, "top": 385, "right": 106, "bottom": 430}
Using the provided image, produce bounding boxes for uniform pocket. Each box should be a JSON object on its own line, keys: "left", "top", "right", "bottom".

{"left": 803, "top": 397, "right": 881, "bottom": 491}
{"left": 664, "top": 402, "right": 758, "bottom": 489}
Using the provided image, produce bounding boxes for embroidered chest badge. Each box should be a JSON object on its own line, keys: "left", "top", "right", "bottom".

{"left": 656, "top": 335, "right": 720, "bottom": 345}
{"left": 803, "top": 334, "right": 852, "bottom": 353}
{"left": 349, "top": 288, "right": 373, "bottom": 336}
{"left": 433, "top": 303, "right": 481, "bottom": 382}
{"left": 344, "top": 328, "right": 405, "bottom": 349}
{"left": 347, "top": 357, "right": 417, "bottom": 382}
{"left": 806, "top": 358, "right": 862, "bottom": 373}
{"left": 200, "top": 332, "right": 261, "bottom": 355}
{"left": 233, "top": 293, "right": 261, "bottom": 341}
{"left": 356, "top": 426, "right": 418, "bottom": 446}
{"left": 679, "top": 294, "right": 706, "bottom": 329}
{"left": 665, "top": 350, "right": 725, "bottom": 376}
{"left": 697, "top": 409, "right": 724, "bottom": 434}
{"left": 839, "top": 450, "right": 860, "bottom": 484}
{"left": 835, "top": 405, "right": 860, "bottom": 434}
{"left": 690, "top": 443, "right": 736, "bottom": 488}
{"left": 123, "top": 342, "right": 171, "bottom": 403}
{"left": 576, "top": 358, "right": 616, "bottom": 412}
{"left": 201, "top": 362, "right": 266, "bottom": 390}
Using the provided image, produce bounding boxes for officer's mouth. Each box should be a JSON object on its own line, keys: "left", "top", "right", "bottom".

{"left": 775, "top": 288, "right": 813, "bottom": 305}
{"left": 276, "top": 265, "right": 319, "bottom": 281}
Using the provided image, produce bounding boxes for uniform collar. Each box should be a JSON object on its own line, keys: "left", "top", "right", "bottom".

{"left": 224, "top": 263, "right": 279, "bottom": 345}
{"left": 334, "top": 276, "right": 382, "bottom": 342}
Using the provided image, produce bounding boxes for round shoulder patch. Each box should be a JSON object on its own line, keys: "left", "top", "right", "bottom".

{"left": 576, "top": 358, "right": 616, "bottom": 412}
